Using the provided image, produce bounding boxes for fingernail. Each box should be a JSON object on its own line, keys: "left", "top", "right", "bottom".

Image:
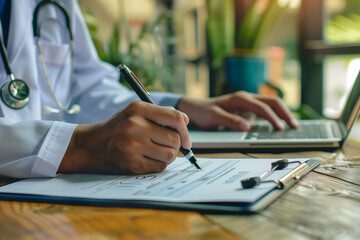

{"left": 239, "top": 121, "right": 250, "bottom": 131}
{"left": 277, "top": 121, "right": 285, "bottom": 130}
{"left": 291, "top": 119, "right": 299, "bottom": 127}
{"left": 181, "top": 112, "right": 189, "bottom": 124}
{"left": 185, "top": 140, "right": 192, "bottom": 149}
{"left": 181, "top": 112, "right": 189, "bottom": 120}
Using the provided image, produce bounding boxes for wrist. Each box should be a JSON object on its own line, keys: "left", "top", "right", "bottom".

{"left": 58, "top": 125, "right": 90, "bottom": 173}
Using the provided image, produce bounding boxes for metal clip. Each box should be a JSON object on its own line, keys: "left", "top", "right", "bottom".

{"left": 240, "top": 159, "right": 303, "bottom": 189}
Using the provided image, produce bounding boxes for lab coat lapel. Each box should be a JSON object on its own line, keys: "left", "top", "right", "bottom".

{"left": 7, "top": 0, "right": 33, "bottom": 65}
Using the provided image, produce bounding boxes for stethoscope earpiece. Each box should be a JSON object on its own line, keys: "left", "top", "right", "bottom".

{"left": 43, "top": 105, "right": 60, "bottom": 114}
{"left": 43, "top": 104, "right": 81, "bottom": 115}
{"left": 68, "top": 104, "right": 81, "bottom": 114}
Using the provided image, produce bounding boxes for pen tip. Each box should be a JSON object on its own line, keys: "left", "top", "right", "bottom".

{"left": 194, "top": 161, "right": 202, "bottom": 170}
{"left": 184, "top": 152, "right": 202, "bottom": 170}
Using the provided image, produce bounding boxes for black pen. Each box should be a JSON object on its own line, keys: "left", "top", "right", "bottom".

{"left": 117, "top": 64, "right": 202, "bottom": 170}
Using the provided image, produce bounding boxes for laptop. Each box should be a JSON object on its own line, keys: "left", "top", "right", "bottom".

{"left": 189, "top": 71, "right": 360, "bottom": 151}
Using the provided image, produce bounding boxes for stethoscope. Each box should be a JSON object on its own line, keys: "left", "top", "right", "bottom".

{"left": 0, "top": 0, "right": 80, "bottom": 114}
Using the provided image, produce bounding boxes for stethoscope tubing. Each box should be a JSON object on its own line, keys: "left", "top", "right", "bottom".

{"left": 0, "top": 0, "right": 79, "bottom": 113}
{"left": 0, "top": 26, "right": 12, "bottom": 76}
{"left": 33, "top": 0, "right": 73, "bottom": 40}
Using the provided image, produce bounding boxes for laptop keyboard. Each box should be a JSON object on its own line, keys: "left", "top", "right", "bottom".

{"left": 245, "top": 122, "right": 330, "bottom": 140}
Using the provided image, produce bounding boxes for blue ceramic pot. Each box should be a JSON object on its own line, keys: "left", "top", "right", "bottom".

{"left": 224, "top": 56, "right": 266, "bottom": 93}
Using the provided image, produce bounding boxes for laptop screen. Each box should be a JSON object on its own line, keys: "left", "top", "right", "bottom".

{"left": 339, "top": 70, "right": 360, "bottom": 143}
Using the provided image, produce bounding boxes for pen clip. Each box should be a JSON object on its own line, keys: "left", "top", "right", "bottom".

{"left": 118, "top": 64, "right": 150, "bottom": 96}
{"left": 130, "top": 72, "right": 150, "bottom": 96}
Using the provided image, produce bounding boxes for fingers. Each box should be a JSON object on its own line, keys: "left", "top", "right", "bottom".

{"left": 113, "top": 140, "right": 173, "bottom": 175}
{"left": 111, "top": 118, "right": 181, "bottom": 174}
{"left": 208, "top": 107, "right": 251, "bottom": 131}
{"left": 243, "top": 96, "right": 287, "bottom": 130}
{"left": 230, "top": 92, "right": 298, "bottom": 130}
{"left": 103, "top": 124, "right": 179, "bottom": 175}
{"left": 142, "top": 104, "right": 192, "bottom": 149}
{"left": 61, "top": 101, "right": 190, "bottom": 176}
{"left": 181, "top": 111, "right": 190, "bottom": 125}
{"left": 256, "top": 95, "right": 299, "bottom": 128}
{"left": 149, "top": 123, "right": 181, "bottom": 150}
{"left": 116, "top": 102, "right": 190, "bottom": 172}
{"left": 115, "top": 101, "right": 191, "bottom": 148}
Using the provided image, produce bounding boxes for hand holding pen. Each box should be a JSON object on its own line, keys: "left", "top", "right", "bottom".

{"left": 118, "top": 64, "right": 202, "bottom": 170}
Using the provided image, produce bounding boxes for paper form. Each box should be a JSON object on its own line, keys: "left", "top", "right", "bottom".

{"left": 0, "top": 157, "right": 310, "bottom": 203}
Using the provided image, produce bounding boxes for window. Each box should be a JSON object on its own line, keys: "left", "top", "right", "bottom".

{"left": 300, "top": 0, "right": 360, "bottom": 118}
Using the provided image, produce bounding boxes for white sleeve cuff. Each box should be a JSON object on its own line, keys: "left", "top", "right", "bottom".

{"left": 31, "top": 121, "right": 77, "bottom": 177}
{"left": 150, "top": 92, "right": 183, "bottom": 107}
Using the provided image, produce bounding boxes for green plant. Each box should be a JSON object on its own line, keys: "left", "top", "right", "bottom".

{"left": 206, "top": 0, "right": 291, "bottom": 96}
{"left": 82, "top": 1, "right": 175, "bottom": 90}
{"left": 324, "top": 13, "right": 360, "bottom": 44}
{"left": 237, "top": 0, "right": 289, "bottom": 51}
{"left": 207, "top": 0, "right": 235, "bottom": 68}
{"left": 207, "top": 0, "right": 290, "bottom": 66}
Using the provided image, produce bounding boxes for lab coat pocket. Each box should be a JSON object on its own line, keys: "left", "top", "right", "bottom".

{"left": 37, "top": 40, "right": 72, "bottom": 100}
{"left": 38, "top": 40, "right": 70, "bottom": 66}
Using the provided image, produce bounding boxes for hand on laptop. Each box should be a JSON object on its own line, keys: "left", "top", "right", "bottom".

{"left": 177, "top": 91, "right": 299, "bottom": 131}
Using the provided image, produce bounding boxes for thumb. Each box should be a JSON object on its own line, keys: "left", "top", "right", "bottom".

{"left": 212, "top": 108, "right": 251, "bottom": 131}
{"left": 181, "top": 111, "right": 190, "bottom": 125}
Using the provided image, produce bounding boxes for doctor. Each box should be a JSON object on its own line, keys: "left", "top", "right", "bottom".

{"left": 0, "top": 0, "right": 298, "bottom": 178}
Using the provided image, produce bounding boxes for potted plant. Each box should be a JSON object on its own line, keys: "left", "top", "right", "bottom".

{"left": 82, "top": 0, "right": 175, "bottom": 91}
{"left": 207, "top": 0, "right": 290, "bottom": 94}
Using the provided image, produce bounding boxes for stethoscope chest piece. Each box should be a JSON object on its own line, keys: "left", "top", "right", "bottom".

{"left": 0, "top": 0, "right": 78, "bottom": 113}
{"left": 1, "top": 78, "right": 29, "bottom": 109}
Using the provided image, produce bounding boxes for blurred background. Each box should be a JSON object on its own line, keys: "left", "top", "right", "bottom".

{"left": 78, "top": 0, "right": 360, "bottom": 122}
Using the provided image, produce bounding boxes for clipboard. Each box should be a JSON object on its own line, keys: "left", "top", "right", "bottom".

{"left": 0, "top": 158, "right": 320, "bottom": 214}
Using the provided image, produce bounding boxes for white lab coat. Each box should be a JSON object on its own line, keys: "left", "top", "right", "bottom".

{"left": 0, "top": 0, "right": 181, "bottom": 178}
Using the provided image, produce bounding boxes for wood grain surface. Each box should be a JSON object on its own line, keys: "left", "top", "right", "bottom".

{"left": 0, "top": 202, "right": 237, "bottom": 240}
{"left": 0, "top": 140, "right": 359, "bottom": 240}
{"left": 207, "top": 139, "right": 360, "bottom": 240}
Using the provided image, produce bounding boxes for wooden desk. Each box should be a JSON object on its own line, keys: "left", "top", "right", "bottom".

{"left": 1, "top": 140, "right": 359, "bottom": 240}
